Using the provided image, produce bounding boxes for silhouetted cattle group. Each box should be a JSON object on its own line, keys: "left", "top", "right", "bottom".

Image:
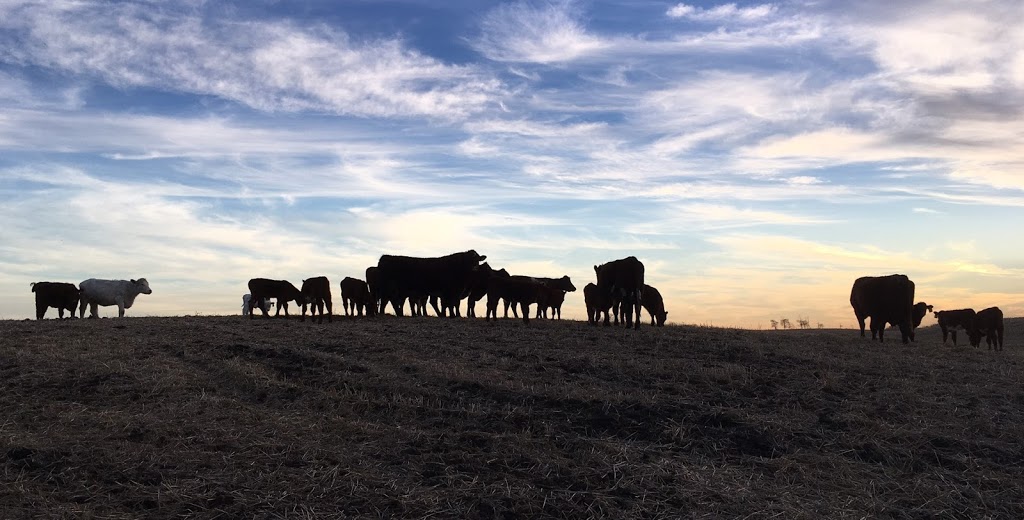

{"left": 29, "top": 278, "right": 153, "bottom": 319}
{"left": 233, "top": 251, "right": 651, "bottom": 329}
{"left": 850, "top": 273, "right": 1006, "bottom": 350}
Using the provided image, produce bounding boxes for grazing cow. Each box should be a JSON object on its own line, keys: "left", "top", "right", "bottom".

{"left": 933, "top": 308, "right": 977, "bottom": 346}
{"left": 584, "top": 283, "right": 613, "bottom": 326}
{"left": 241, "top": 294, "right": 273, "bottom": 316}
{"left": 641, "top": 284, "right": 668, "bottom": 327}
{"left": 340, "top": 277, "right": 375, "bottom": 317}
{"left": 79, "top": 278, "right": 152, "bottom": 318}
{"left": 375, "top": 250, "right": 487, "bottom": 317}
{"left": 972, "top": 307, "right": 1004, "bottom": 350}
{"left": 849, "top": 274, "right": 917, "bottom": 344}
{"left": 300, "top": 276, "right": 332, "bottom": 323}
{"left": 247, "top": 278, "right": 304, "bottom": 319}
{"left": 31, "top": 282, "right": 80, "bottom": 320}
{"left": 595, "top": 256, "right": 645, "bottom": 330}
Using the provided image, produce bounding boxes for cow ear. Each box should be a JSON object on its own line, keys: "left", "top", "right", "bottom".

{"left": 593, "top": 265, "right": 598, "bottom": 273}
{"left": 130, "top": 279, "right": 137, "bottom": 284}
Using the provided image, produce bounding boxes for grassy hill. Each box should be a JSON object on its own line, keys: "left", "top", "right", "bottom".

{"left": 2, "top": 316, "right": 1022, "bottom": 518}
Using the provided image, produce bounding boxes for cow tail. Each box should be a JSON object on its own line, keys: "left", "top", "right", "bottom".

{"left": 30, "top": 282, "right": 36, "bottom": 292}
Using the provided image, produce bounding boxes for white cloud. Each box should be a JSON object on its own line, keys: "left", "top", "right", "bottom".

{"left": 473, "top": 0, "right": 608, "bottom": 63}
{"left": 667, "top": 3, "right": 778, "bottom": 22}
{"left": 0, "top": 2, "right": 502, "bottom": 119}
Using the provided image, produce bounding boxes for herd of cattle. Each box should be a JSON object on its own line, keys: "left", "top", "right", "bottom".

{"left": 242, "top": 251, "right": 665, "bottom": 329}
{"left": 850, "top": 274, "right": 1006, "bottom": 350}
{"left": 29, "top": 252, "right": 666, "bottom": 329}
{"left": 25, "top": 260, "right": 1008, "bottom": 348}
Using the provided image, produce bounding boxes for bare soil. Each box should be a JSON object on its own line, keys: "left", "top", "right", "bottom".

{"left": 2, "top": 316, "right": 1023, "bottom": 518}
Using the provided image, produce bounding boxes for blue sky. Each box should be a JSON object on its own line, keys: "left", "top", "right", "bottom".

{"left": 1, "top": 0, "right": 1021, "bottom": 327}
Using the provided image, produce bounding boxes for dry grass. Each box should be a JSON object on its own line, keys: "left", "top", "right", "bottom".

{"left": 2, "top": 316, "right": 1023, "bottom": 518}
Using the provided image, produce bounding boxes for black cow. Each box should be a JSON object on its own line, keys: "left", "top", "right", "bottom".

{"left": 365, "top": 266, "right": 383, "bottom": 314}
{"left": 525, "top": 276, "right": 576, "bottom": 319}
{"left": 972, "top": 307, "right": 1004, "bottom": 350}
{"left": 584, "top": 283, "right": 613, "bottom": 326}
{"left": 375, "top": 250, "right": 486, "bottom": 317}
{"left": 849, "top": 274, "right": 917, "bottom": 344}
{"left": 595, "top": 256, "right": 645, "bottom": 330}
{"left": 340, "top": 277, "right": 375, "bottom": 317}
{"left": 463, "top": 262, "right": 502, "bottom": 318}
{"left": 641, "top": 284, "right": 668, "bottom": 327}
{"left": 300, "top": 276, "right": 332, "bottom": 323}
{"left": 31, "top": 282, "right": 80, "bottom": 320}
{"left": 493, "top": 275, "right": 575, "bottom": 319}
{"left": 934, "top": 308, "right": 977, "bottom": 346}
{"left": 485, "top": 273, "right": 544, "bottom": 324}
{"left": 538, "top": 288, "right": 566, "bottom": 320}
{"left": 247, "top": 278, "right": 304, "bottom": 319}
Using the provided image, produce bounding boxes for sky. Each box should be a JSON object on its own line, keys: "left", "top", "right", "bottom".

{"left": 1, "top": 0, "right": 1022, "bottom": 328}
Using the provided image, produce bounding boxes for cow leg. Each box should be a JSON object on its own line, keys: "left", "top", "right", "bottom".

{"left": 118, "top": 302, "right": 126, "bottom": 318}
{"left": 503, "top": 300, "right": 511, "bottom": 318}
{"left": 58, "top": 307, "right": 65, "bottom": 319}
{"left": 951, "top": 329, "right": 958, "bottom": 346}
{"left": 325, "top": 298, "right": 332, "bottom": 323}
{"left": 521, "top": 302, "right": 530, "bottom": 324}
{"left": 89, "top": 303, "right": 99, "bottom": 319}
{"left": 486, "top": 294, "right": 499, "bottom": 321}
{"left": 36, "top": 301, "right": 47, "bottom": 320}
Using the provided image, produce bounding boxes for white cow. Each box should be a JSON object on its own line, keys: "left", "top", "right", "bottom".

{"left": 79, "top": 278, "right": 153, "bottom": 318}
{"left": 241, "top": 293, "right": 273, "bottom": 316}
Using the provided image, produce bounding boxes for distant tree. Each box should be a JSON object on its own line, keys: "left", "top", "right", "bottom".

{"left": 770, "top": 319, "right": 778, "bottom": 330}
{"left": 780, "top": 318, "right": 791, "bottom": 329}
{"left": 798, "top": 319, "right": 809, "bottom": 329}
{"left": 817, "top": 322, "right": 824, "bottom": 329}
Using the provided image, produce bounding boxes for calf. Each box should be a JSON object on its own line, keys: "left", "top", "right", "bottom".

{"left": 340, "top": 277, "right": 375, "bottom": 317}
{"left": 247, "top": 278, "right": 304, "bottom": 319}
{"left": 584, "top": 283, "right": 613, "bottom": 326}
{"left": 934, "top": 309, "right": 977, "bottom": 346}
{"left": 485, "top": 273, "right": 541, "bottom": 324}
{"left": 537, "top": 288, "right": 566, "bottom": 319}
{"left": 972, "top": 307, "right": 1004, "bottom": 351}
{"left": 31, "top": 282, "right": 80, "bottom": 320}
{"left": 642, "top": 284, "right": 668, "bottom": 327}
{"left": 79, "top": 278, "right": 152, "bottom": 318}
{"left": 241, "top": 294, "right": 273, "bottom": 316}
{"left": 300, "top": 276, "right": 332, "bottom": 323}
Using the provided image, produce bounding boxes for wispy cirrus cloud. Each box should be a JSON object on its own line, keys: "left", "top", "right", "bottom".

{"left": 472, "top": 0, "right": 608, "bottom": 63}
{"left": 0, "top": 2, "right": 503, "bottom": 119}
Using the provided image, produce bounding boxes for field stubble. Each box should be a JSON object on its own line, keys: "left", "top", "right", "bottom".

{"left": 2, "top": 316, "right": 1023, "bottom": 518}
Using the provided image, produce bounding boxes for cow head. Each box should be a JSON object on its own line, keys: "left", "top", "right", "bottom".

{"left": 466, "top": 249, "right": 487, "bottom": 263}
{"left": 656, "top": 311, "right": 668, "bottom": 327}
{"left": 132, "top": 278, "right": 153, "bottom": 295}
{"left": 556, "top": 275, "right": 577, "bottom": 292}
